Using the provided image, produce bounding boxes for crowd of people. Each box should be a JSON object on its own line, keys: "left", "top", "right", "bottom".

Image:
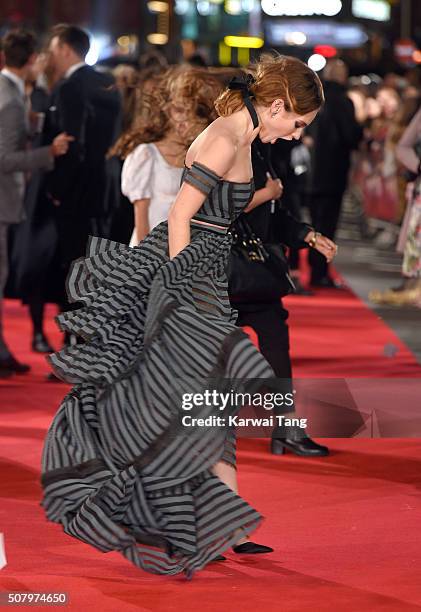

{"left": 0, "top": 25, "right": 419, "bottom": 381}
{"left": 0, "top": 31, "right": 419, "bottom": 375}
{"left": 0, "top": 25, "right": 419, "bottom": 374}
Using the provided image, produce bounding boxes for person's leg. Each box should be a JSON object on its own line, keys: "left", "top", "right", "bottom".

{"left": 236, "top": 302, "right": 328, "bottom": 456}
{"left": 309, "top": 193, "right": 329, "bottom": 282}
{"left": 0, "top": 223, "right": 11, "bottom": 360}
{"left": 28, "top": 289, "right": 54, "bottom": 353}
{"left": 236, "top": 303, "right": 291, "bottom": 377}
{"left": 212, "top": 461, "right": 238, "bottom": 494}
{"left": 0, "top": 223, "right": 30, "bottom": 373}
{"left": 284, "top": 192, "right": 301, "bottom": 273}
{"left": 29, "top": 295, "right": 44, "bottom": 335}
{"left": 309, "top": 192, "right": 343, "bottom": 284}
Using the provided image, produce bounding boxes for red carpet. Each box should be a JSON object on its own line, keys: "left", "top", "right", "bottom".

{"left": 1, "top": 289, "right": 421, "bottom": 611}
{"left": 286, "top": 290, "right": 421, "bottom": 377}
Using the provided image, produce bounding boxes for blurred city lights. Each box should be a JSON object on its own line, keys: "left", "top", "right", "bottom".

{"left": 85, "top": 35, "right": 111, "bottom": 65}
{"left": 413, "top": 50, "right": 421, "bottom": 64}
{"left": 241, "top": 0, "right": 255, "bottom": 11}
{"left": 237, "top": 47, "right": 250, "bottom": 65}
{"left": 147, "top": 33, "right": 169, "bottom": 44}
{"left": 116, "top": 34, "right": 138, "bottom": 55}
{"left": 147, "top": 1, "right": 169, "bottom": 12}
{"left": 225, "top": 0, "right": 242, "bottom": 14}
{"left": 224, "top": 35, "right": 264, "bottom": 48}
{"left": 197, "top": 1, "right": 219, "bottom": 15}
{"left": 261, "top": 0, "right": 342, "bottom": 17}
{"left": 174, "top": 0, "right": 190, "bottom": 14}
{"left": 308, "top": 53, "right": 327, "bottom": 71}
{"left": 352, "top": 0, "right": 390, "bottom": 22}
{"left": 265, "top": 21, "right": 367, "bottom": 48}
{"left": 285, "top": 32, "right": 307, "bottom": 45}
{"left": 219, "top": 41, "right": 232, "bottom": 65}
{"left": 314, "top": 44, "right": 337, "bottom": 57}
{"left": 117, "top": 36, "right": 130, "bottom": 47}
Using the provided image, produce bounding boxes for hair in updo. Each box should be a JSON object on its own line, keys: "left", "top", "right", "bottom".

{"left": 214, "top": 53, "right": 324, "bottom": 118}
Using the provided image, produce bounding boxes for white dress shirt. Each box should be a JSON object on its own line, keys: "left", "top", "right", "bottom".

{"left": 64, "top": 62, "right": 86, "bottom": 79}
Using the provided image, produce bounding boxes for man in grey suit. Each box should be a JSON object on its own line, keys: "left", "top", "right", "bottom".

{"left": 0, "top": 29, "right": 72, "bottom": 377}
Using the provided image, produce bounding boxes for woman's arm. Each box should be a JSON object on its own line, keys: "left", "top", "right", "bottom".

{"left": 244, "top": 175, "right": 283, "bottom": 213}
{"left": 121, "top": 144, "right": 153, "bottom": 243}
{"left": 133, "top": 198, "right": 150, "bottom": 243}
{"left": 168, "top": 134, "right": 236, "bottom": 259}
{"left": 396, "top": 108, "right": 421, "bottom": 174}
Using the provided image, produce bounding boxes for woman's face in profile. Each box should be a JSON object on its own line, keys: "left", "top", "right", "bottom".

{"left": 259, "top": 103, "right": 318, "bottom": 144}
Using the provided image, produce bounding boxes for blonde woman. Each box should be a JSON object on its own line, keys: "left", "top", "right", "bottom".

{"left": 112, "top": 67, "right": 221, "bottom": 245}
{"left": 41, "top": 55, "right": 336, "bottom": 578}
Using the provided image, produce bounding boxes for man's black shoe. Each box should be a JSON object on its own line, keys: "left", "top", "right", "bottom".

{"left": 310, "top": 276, "right": 345, "bottom": 289}
{"left": 0, "top": 356, "right": 30, "bottom": 374}
{"left": 271, "top": 434, "right": 329, "bottom": 457}
{"left": 32, "top": 333, "right": 54, "bottom": 353}
{"left": 0, "top": 367, "right": 13, "bottom": 379}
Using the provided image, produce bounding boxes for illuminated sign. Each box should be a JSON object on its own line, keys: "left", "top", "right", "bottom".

{"left": 224, "top": 36, "right": 265, "bottom": 48}
{"left": 352, "top": 0, "right": 390, "bottom": 22}
{"left": 265, "top": 20, "right": 368, "bottom": 48}
{"left": 261, "top": 0, "right": 342, "bottom": 17}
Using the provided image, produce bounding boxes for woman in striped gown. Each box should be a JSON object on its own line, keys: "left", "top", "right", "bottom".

{"left": 41, "top": 54, "right": 327, "bottom": 578}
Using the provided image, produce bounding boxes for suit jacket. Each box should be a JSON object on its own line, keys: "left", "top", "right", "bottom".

{"left": 245, "top": 140, "right": 312, "bottom": 247}
{"left": 42, "top": 65, "right": 121, "bottom": 219}
{"left": 307, "top": 80, "right": 363, "bottom": 195}
{"left": 0, "top": 73, "right": 53, "bottom": 224}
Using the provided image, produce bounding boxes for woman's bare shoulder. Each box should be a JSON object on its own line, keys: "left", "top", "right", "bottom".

{"left": 185, "top": 118, "right": 237, "bottom": 176}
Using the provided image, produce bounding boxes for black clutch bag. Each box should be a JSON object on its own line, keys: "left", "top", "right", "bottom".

{"left": 227, "top": 215, "right": 296, "bottom": 303}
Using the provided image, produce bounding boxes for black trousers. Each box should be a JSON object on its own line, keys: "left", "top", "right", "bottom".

{"left": 309, "top": 191, "right": 344, "bottom": 281}
{"left": 235, "top": 301, "right": 297, "bottom": 438}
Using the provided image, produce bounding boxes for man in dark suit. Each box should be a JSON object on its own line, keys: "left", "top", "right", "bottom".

{"left": 42, "top": 24, "right": 121, "bottom": 311}
{"left": 307, "top": 59, "right": 362, "bottom": 287}
{"left": 0, "top": 29, "right": 71, "bottom": 377}
{"left": 232, "top": 139, "right": 331, "bottom": 457}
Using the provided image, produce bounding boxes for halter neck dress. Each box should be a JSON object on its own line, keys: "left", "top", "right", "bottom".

{"left": 41, "top": 114, "right": 277, "bottom": 578}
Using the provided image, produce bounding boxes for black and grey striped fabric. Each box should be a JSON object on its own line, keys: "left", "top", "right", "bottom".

{"left": 41, "top": 162, "right": 275, "bottom": 578}
{"left": 185, "top": 161, "right": 254, "bottom": 231}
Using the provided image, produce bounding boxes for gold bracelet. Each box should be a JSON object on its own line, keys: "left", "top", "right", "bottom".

{"left": 308, "top": 231, "right": 320, "bottom": 248}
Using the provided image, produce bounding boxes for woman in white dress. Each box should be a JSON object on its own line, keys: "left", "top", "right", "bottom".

{"left": 111, "top": 67, "right": 223, "bottom": 246}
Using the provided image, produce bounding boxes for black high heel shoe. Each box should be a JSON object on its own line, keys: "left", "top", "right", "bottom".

{"left": 232, "top": 542, "right": 273, "bottom": 554}
{"left": 271, "top": 435, "right": 329, "bottom": 457}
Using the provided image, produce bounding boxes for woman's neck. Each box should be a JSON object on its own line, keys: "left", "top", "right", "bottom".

{"left": 159, "top": 129, "right": 185, "bottom": 147}
{"left": 154, "top": 133, "right": 187, "bottom": 167}
{"left": 231, "top": 106, "right": 261, "bottom": 145}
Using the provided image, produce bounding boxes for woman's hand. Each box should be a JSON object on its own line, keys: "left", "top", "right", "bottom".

{"left": 304, "top": 230, "right": 338, "bottom": 263}
{"left": 244, "top": 174, "right": 284, "bottom": 213}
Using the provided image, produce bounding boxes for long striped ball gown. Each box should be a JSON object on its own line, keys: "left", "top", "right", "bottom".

{"left": 41, "top": 161, "right": 276, "bottom": 578}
